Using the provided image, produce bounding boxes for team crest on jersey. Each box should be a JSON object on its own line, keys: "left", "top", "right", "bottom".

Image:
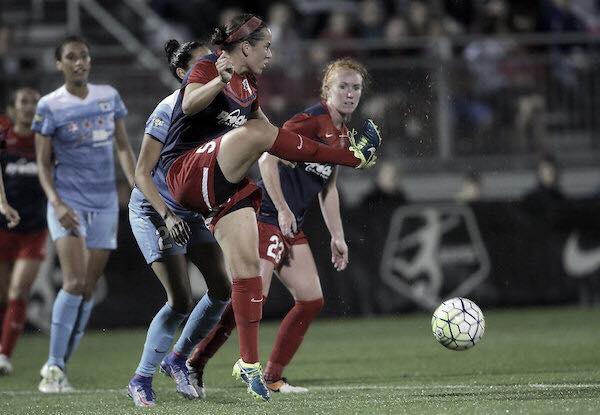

{"left": 304, "top": 162, "right": 333, "bottom": 180}
{"left": 34, "top": 114, "right": 44, "bottom": 123}
{"left": 98, "top": 101, "right": 113, "bottom": 112}
{"left": 153, "top": 117, "right": 166, "bottom": 128}
{"left": 216, "top": 109, "right": 248, "bottom": 128}
{"left": 242, "top": 78, "right": 253, "bottom": 95}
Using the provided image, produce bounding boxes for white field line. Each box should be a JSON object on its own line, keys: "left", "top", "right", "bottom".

{"left": 1, "top": 383, "right": 599, "bottom": 396}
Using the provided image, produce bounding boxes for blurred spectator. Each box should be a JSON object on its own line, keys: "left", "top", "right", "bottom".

{"left": 358, "top": 0, "right": 386, "bottom": 39}
{"left": 267, "top": 2, "right": 303, "bottom": 79}
{"left": 456, "top": 171, "right": 482, "bottom": 202}
{"left": 521, "top": 154, "right": 566, "bottom": 223}
{"left": 320, "top": 10, "right": 354, "bottom": 40}
{"left": 361, "top": 160, "right": 408, "bottom": 211}
{"left": 537, "top": 0, "right": 586, "bottom": 33}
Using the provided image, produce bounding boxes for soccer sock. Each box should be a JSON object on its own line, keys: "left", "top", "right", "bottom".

{"left": 135, "top": 303, "right": 187, "bottom": 377}
{"left": 0, "top": 299, "right": 27, "bottom": 358}
{"left": 173, "top": 295, "right": 229, "bottom": 357}
{"left": 0, "top": 304, "right": 6, "bottom": 338}
{"left": 268, "top": 128, "right": 360, "bottom": 167}
{"left": 47, "top": 290, "right": 83, "bottom": 369}
{"left": 64, "top": 297, "right": 94, "bottom": 363}
{"left": 264, "top": 298, "right": 324, "bottom": 383}
{"left": 187, "top": 302, "right": 236, "bottom": 369}
{"left": 231, "top": 277, "right": 262, "bottom": 364}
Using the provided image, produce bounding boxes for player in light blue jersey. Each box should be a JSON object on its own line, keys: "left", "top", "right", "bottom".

{"left": 33, "top": 36, "right": 136, "bottom": 393}
{"left": 127, "top": 40, "right": 230, "bottom": 408}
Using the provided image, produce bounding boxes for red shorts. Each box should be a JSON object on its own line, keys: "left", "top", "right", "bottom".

{"left": 166, "top": 136, "right": 261, "bottom": 230}
{"left": 0, "top": 229, "right": 48, "bottom": 261}
{"left": 257, "top": 221, "right": 308, "bottom": 268}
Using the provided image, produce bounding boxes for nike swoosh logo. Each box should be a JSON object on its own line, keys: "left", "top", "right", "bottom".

{"left": 250, "top": 298, "right": 263, "bottom": 303}
{"left": 325, "top": 133, "right": 334, "bottom": 138}
{"left": 367, "top": 147, "right": 376, "bottom": 157}
{"left": 297, "top": 134, "right": 303, "bottom": 150}
{"left": 563, "top": 232, "right": 600, "bottom": 276}
{"left": 154, "top": 348, "right": 168, "bottom": 354}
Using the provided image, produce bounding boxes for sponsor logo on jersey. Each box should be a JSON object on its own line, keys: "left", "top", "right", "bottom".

{"left": 304, "top": 162, "right": 333, "bottom": 179}
{"left": 216, "top": 109, "right": 247, "bottom": 128}
{"left": 5, "top": 158, "right": 38, "bottom": 176}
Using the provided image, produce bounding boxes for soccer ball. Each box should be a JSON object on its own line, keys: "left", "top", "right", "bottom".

{"left": 431, "top": 297, "right": 485, "bottom": 351}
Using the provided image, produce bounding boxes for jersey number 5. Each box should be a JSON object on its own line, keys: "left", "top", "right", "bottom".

{"left": 195, "top": 141, "right": 216, "bottom": 154}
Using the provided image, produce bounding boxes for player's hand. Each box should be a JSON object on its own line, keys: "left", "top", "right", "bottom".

{"left": 278, "top": 208, "right": 297, "bottom": 238}
{"left": 216, "top": 52, "right": 234, "bottom": 84}
{"left": 164, "top": 211, "right": 191, "bottom": 246}
{"left": 0, "top": 201, "right": 20, "bottom": 228}
{"left": 54, "top": 201, "right": 80, "bottom": 234}
{"left": 330, "top": 237, "right": 348, "bottom": 271}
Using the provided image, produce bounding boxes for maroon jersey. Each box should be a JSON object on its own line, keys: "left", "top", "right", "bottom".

{"left": 257, "top": 102, "right": 348, "bottom": 229}
{"left": 159, "top": 52, "right": 259, "bottom": 172}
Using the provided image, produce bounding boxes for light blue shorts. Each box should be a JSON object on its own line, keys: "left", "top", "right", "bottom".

{"left": 128, "top": 199, "right": 216, "bottom": 264}
{"left": 47, "top": 203, "right": 118, "bottom": 250}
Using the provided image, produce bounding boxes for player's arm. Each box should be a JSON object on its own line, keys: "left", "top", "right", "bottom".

{"left": 318, "top": 166, "right": 348, "bottom": 271}
{"left": 35, "top": 133, "right": 79, "bottom": 231}
{"left": 182, "top": 53, "right": 233, "bottom": 116}
{"left": 0, "top": 171, "right": 20, "bottom": 228}
{"left": 250, "top": 107, "right": 269, "bottom": 122}
{"left": 258, "top": 153, "right": 297, "bottom": 237}
{"left": 114, "top": 118, "right": 136, "bottom": 188}
{"left": 134, "top": 134, "right": 190, "bottom": 245}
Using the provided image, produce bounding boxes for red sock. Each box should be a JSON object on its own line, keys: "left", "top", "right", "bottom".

{"left": 231, "top": 277, "right": 263, "bottom": 364}
{"left": 0, "top": 304, "right": 5, "bottom": 338}
{"left": 188, "top": 302, "right": 236, "bottom": 369}
{"left": 269, "top": 128, "right": 359, "bottom": 167}
{"left": 264, "top": 298, "right": 324, "bottom": 382}
{"left": 0, "top": 299, "right": 27, "bottom": 358}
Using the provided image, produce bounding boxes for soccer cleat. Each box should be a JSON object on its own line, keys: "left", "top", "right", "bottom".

{"left": 159, "top": 352, "right": 199, "bottom": 399}
{"left": 186, "top": 360, "right": 206, "bottom": 399}
{"left": 127, "top": 374, "right": 156, "bottom": 408}
{"left": 266, "top": 377, "right": 308, "bottom": 393}
{"left": 232, "top": 359, "right": 270, "bottom": 401}
{"left": 38, "top": 364, "right": 74, "bottom": 393}
{"left": 348, "top": 119, "right": 382, "bottom": 169}
{"left": 0, "top": 354, "right": 13, "bottom": 375}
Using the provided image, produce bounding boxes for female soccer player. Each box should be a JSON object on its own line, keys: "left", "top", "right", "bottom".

{"left": 187, "top": 58, "right": 367, "bottom": 393}
{"left": 33, "top": 36, "right": 136, "bottom": 392}
{"left": 127, "top": 40, "right": 231, "bottom": 408}
{"left": 161, "top": 14, "right": 381, "bottom": 401}
{"left": 0, "top": 87, "right": 46, "bottom": 375}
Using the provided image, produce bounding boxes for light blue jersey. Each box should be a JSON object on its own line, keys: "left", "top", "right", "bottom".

{"left": 129, "top": 90, "right": 214, "bottom": 264}
{"left": 132, "top": 89, "right": 199, "bottom": 220}
{"left": 32, "top": 84, "right": 127, "bottom": 212}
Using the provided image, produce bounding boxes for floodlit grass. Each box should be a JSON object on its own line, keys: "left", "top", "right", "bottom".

{"left": 1, "top": 306, "right": 600, "bottom": 414}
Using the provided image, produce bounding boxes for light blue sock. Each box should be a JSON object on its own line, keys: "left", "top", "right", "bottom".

{"left": 136, "top": 303, "right": 188, "bottom": 377}
{"left": 173, "top": 295, "right": 229, "bottom": 357}
{"left": 64, "top": 297, "right": 94, "bottom": 363}
{"left": 48, "top": 290, "right": 83, "bottom": 369}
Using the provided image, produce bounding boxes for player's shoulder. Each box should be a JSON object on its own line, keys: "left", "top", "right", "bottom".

{"left": 155, "top": 90, "right": 180, "bottom": 113}
{"left": 302, "top": 101, "right": 329, "bottom": 117}
{"left": 88, "top": 83, "right": 120, "bottom": 99}
{"left": 38, "top": 85, "right": 67, "bottom": 107}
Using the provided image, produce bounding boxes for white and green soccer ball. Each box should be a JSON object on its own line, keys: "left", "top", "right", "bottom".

{"left": 431, "top": 297, "right": 485, "bottom": 351}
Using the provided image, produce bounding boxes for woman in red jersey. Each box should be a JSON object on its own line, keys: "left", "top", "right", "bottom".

{"left": 162, "top": 14, "right": 381, "bottom": 401}
{"left": 187, "top": 58, "right": 369, "bottom": 393}
{"left": 0, "top": 87, "right": 46, "bottom": 375}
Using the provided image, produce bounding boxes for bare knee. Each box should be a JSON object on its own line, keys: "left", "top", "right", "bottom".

{"left": 62, "top": 275, "right": 85, "bottom": 295}
{"left": 168, "top": 294, "right": 194, "bottom": 314}
{"left": 228, "top": 249, "right": 260, "bottom": 278}
{"left": 243, "top": 119, "right": 278, "bottom": 150}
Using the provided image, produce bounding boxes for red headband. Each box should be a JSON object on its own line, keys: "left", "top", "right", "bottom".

{"left": 225, "top": 16, "right": 263, "bottom": 44}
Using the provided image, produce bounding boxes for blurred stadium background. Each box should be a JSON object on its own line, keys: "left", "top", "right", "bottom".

{"left": 2, "top": 0, "right": 600, "bottom": 326}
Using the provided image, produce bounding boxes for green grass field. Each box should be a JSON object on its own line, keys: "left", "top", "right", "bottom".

{"left": 1, "top": 306, "right": 600, "bottom": 414}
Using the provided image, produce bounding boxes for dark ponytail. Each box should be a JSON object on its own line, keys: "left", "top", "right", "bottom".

{"left": 164, "top": 39, "right": 208, "bottom": 80}
{"left": 211, "top": 14, "right": 267, "bottom": 52}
